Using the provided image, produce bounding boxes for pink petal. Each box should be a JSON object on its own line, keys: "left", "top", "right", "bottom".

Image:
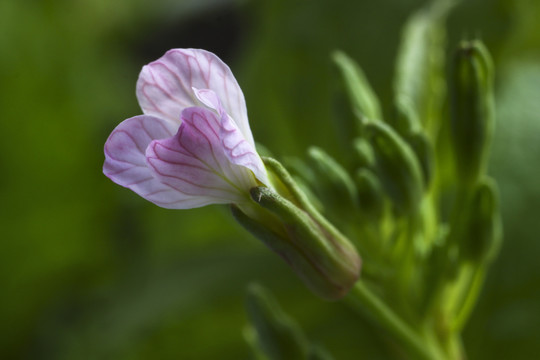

{"left": 136, "top": 49, "right": 253, "bottom": 144}
{"left": 103, "top": 115, "right": 207, "bottom": 209}
{"left": 145, "top": 107, "right": 258, "bottom": 206}
{"left": 192, "top": 87, "right": 221, "bottom": 111}
{"left": 221, "top": 114, "right": 269, "bottom": 186}
{"left": 192, "top": 88, "right": 268, "bottom": 186}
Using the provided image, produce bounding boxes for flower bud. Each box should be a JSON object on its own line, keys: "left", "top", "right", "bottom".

{"left": 364, "top": 122, "right": 424, "bottom": 215}
{"left": 450, "top": 40, "right": 495, "bottom": 186}
{"left": 232, "top": 158, "right": 361, "bottom": 300}
{"left": 354, "top": 168, "right": 385, "bottom": 219}
{"left": 353, "top": 138, "right": 375, "bottom": 168}
{"left": 391, "top": 98, "right": 420, "bottom": 136}
{"left": 406, "top": 131, "right": 434, "bottom": 188}
{"left": 394, "top": 0, "right": 452, "bottom": 131}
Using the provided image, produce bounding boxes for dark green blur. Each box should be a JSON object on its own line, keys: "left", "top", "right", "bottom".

{"left": 1, "top": 0, "right": 539, "bottom": 359}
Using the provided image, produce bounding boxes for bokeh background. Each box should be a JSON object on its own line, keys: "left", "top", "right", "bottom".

{"left": 1, "top": 0, "right": 539, "bottom": 358}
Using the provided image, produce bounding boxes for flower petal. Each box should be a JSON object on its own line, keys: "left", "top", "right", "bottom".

{"left": 136, "top": 48, "right": 253, "bottom": 144}
{"left": 145, "top": 107, "right": 257, "bottom": 206}
{"left": 192, "top": 87, "right": 269, "bottom": 186}
{"left": 103, "top": 115, "right": 207, "bottom": 209}
{"left": 220, "top": 111, "right": 269, "bottom": 185}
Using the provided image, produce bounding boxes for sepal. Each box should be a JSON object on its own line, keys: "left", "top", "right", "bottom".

{"left": 456, "top": 178, "right": 502, "bottom": 263}
{"left": 248, "top": 186, "right": 360, "bottom": 300}
{"left": 233, "top": 158, "right": 361, "bottom": 300}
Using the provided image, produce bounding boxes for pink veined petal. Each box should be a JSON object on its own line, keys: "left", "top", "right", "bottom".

{"left": 145, "top": 107, "right": 258, "bottom": 206}
{"left": 192, "top": 87, "right": 221, "bottom": 112}
{"left": 192, "top": 87, "right": 269, "bottom": 186}
{"left": 103, "top": 115, "right": 210, "bottom": 209}
{"left": 136, "top": 48, "right": 254, "bottom": 144}
{"left": 220, "top": 112, "right": 269, "bottom": 186}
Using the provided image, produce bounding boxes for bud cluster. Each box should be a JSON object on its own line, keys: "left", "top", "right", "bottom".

{"left": 241, "top": 3, "right": 502, "bottom": 359}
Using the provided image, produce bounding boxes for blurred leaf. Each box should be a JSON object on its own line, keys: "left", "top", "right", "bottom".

{"left": 246, "top": 284, "right": 309, "bottom": 360}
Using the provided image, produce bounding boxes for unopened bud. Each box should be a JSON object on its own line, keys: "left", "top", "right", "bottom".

{"left": 394, "top": 0, "right": 452, "bottom": 130}
{"left": 407, "top": 131, "right": 434, "bottom": 188}
{"left": 354, "top": 168, "right": 385, "bottom": 219}
{"left": 353, "top": 138, "right": 375, "bottom": 168}
{"left": 306, "top": 147, "right": 358, "bottom": 219}
{"left": 450, "top": 40, "right": 495, "bottom": 186}
{"left": 364, "top": 122, "right": 424, "bottom": 215}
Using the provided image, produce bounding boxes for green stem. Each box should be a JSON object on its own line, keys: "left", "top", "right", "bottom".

{"left": 443, "top": 333, "right": 465, "bottom": 360}
{"left": 347, "top": 281, "right": 447, "bottom": 360}
{"left": 451, "top": 263, "right": 486, "bottom": 332}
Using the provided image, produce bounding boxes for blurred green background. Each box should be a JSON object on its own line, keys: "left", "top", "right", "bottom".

{"left": 1, "top": 0, "right": 539, "bottom": 358}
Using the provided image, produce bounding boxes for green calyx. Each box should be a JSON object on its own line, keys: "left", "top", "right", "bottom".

{"left": 232, "top": 157, "right": 361, "bottom": 301}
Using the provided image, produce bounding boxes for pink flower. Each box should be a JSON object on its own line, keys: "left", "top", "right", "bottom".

{"left": 103, "top": 49, "right": 269, "bottom": 208}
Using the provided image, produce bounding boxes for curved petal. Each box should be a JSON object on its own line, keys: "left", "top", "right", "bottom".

{"left": 192, "top": 87, "right": 221, "bottom": 113}
{"left": 103, "top": 115, "right": 206, "bottom": 209}
{"left": 192, "top": 87, "right": 268, "bottom": 186}
{"left": 145, "top": 107, "right": 257, "bottom": 207}
{"left": 136, "top": 48, "right": 253, "bottom": 144}
{"left": 220, "top": 109, "right": 269, "bottom": 186}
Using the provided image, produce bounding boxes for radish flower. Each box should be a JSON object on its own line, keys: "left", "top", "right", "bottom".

{"left": 104, "top": 49, "right": 268, "bottom": 208}
{"left": 103, "top": 49, "right": 361, "bottom": 300}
